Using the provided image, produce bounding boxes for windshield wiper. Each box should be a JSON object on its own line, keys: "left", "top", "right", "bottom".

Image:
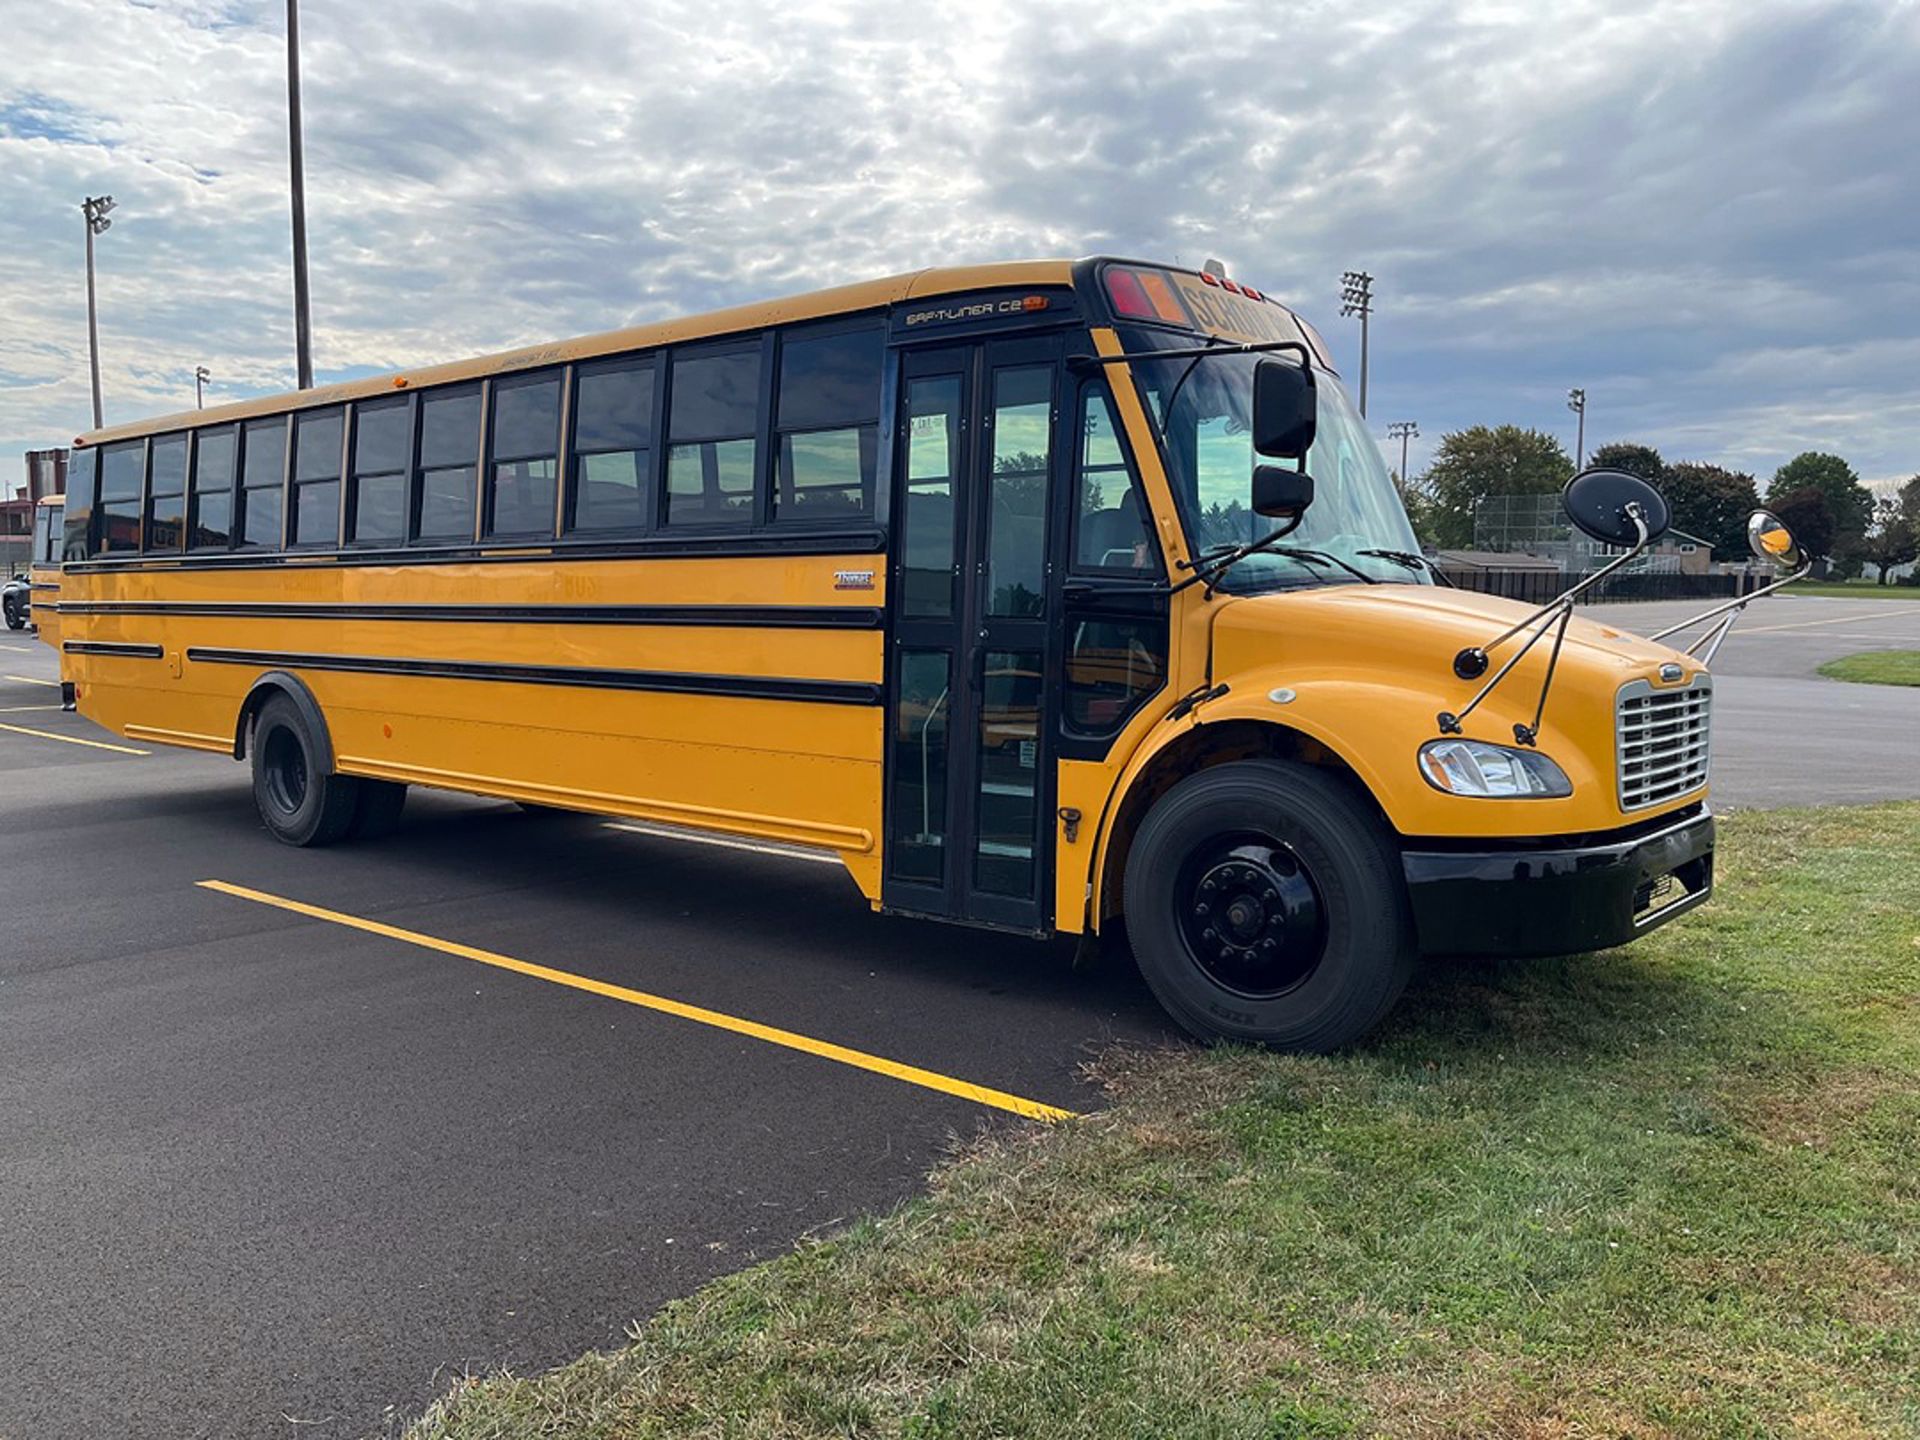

{"left": 1180, "top": 537, "right": 1379, "bottom": 596}
{"left": 1356, "top": 548, "right": 1455, "bottom": 587}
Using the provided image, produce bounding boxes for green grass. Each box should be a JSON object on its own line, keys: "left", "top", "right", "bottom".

{"left": 1819, "top": 651, "right": 1920, "bottom": 687}
{"left": 402, "top": 805, "right": 1920, "bottom": 1440}
{"left": 1783, "top": 582, "right": 1920, "bottom": 600}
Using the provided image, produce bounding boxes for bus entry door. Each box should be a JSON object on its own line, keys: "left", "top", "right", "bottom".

{"left": 883, "top": 337, "right": 1063, "bottom": 932}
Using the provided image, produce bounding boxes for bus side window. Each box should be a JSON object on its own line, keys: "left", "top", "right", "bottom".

{"left": 487, "top": 369, "right": 562, "bottom": 539}
{"left": 665, "top": 344, "right": 760, "bottom": 528}
{"left": 238, "top": 418, "right": 287, "bottom": 550}
{"left": 569, "top": 357, "right": 655, "bottom": 535}
{"left": 1071, "top": 382, "right": 1156, "bottom": 573}
{"left": 773, "top": 324, "right": 882, "bottom": 523}
{"left": 350, "top": 398, "right": 411, "bottom": 546}
{"left": 144, "top": 433, "right": 189, "bottom": 554}
{"left": 289, "top": 407, "right": 345, "bottom": 548}
{"left": 96, "top": 440, "right": 146, "bottom": 555}
{"left": 415, "top": 386, "right": 482, "bottom": 543}
{"left": 190, "top": 426, "right": 238, "bottom": 550}
{"left": 1064, "top": 617, "right": 1167, "bottom": 738}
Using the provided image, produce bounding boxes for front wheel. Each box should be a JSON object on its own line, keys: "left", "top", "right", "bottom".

{"left": 2, "top": 593, "right": 24, "bottom": 630}
{"left": 1123, "top": 759, "right": 1414, "bottom": 1052}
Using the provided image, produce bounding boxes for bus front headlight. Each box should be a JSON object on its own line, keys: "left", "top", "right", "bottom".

{"left": 1419, "top": 739, "right": 1572, "bottom": 798}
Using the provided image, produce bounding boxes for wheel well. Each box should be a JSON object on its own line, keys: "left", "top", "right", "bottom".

{"left": 1096, "top": 720, "right": 1384, "bottom": 926}
{"left": 233, "top": 671, "right": 334, "bottom": 772}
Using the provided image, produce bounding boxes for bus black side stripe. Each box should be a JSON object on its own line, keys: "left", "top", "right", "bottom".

{"left": 61, "top": 601, "right": 884, "bottom": 630}
{"left": 183, "top": 647, "right": 882, "bottom": 706}
{"left": 63, "top": 641, "right": 164, "bottom": 659}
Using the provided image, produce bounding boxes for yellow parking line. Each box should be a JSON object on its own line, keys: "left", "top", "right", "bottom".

{"left": 5, "top": 674, "right": 59, "bottom": 686}
{"left": 0, "top": 720, "right": 148, "bottom": 754}
{"left": 1741, "top": 609, "right": 1918, "bottom": 636}
{"left": 196, "top": 879, "right": 1077, "bottom": 1124}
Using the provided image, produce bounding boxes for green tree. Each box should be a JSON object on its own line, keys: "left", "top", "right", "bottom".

{"left": 1662, "top": 462, "right": 1761, "bottom": 558}
{"left": 1770, "top": 486, "right": 1836, "bottom": 561}
{"left": 1861, "top": 496, "right": 1918, "bottom": 583}
{"left": 1767, "top": 453, "right": 1873, "bottom": 545}
{"left": 1895, "top": 475, "right": 1920, "bottom": 529}
{"left": 1416, "top": 425, "right": 1572, "bottom": 549}
{"left": 1588, "top": 442, "right": 1665, "bottom": 482}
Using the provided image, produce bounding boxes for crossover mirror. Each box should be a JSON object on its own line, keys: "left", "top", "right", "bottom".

{"left": 1747, "top": 509, "right": 1803, "bottom": 572}
{"left": 1252, "top": 356, "right": 1317, "bottom": 459}
{"left": 1562, "top": 467, "right": 1671, "bottom": 547}
{"left": 1252, "top": 464, "right": 1315, "bottom": 520}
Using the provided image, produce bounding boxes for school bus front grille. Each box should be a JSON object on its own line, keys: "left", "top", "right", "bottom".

{"left": 1616, "top": 676, "right": 1712, "bottom": 811}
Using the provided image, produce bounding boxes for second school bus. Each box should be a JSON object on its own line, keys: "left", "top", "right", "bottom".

{"left": 56, "top": 258, "right": 1728, "bottom": 1050}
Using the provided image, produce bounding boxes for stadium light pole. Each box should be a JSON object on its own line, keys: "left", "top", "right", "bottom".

{"left": 82, "top": 194, "right": 116, "bottom": 430}
{"left": 195, "top": 365, "right": 211, "bottom": 409}
{"left": 1567, "top": 387, "right": 1587, "bottom": 469}
{"left": 1340, "top": 269, "right": 1374, "bottom": 417}
{"left": 286, "top": 0, "right": 314, "bottom": 389}
{"left": 1387, "top": 420, "right": 1419, "bottom": 491}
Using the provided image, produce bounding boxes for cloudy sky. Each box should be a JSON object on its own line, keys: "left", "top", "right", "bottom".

{"left": 2, "top": 0, "right": 1916, "bottom": 495}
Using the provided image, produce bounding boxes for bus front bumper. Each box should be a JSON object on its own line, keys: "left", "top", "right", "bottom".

{"left": 1401, "top": 807, "right": 1714, "bottom": 958}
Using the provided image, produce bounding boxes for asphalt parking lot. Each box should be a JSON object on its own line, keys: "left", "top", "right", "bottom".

{"left": 3, "top": 589, "right": 1916, "bottom": 1439}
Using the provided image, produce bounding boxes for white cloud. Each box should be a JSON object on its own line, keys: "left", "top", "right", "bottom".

{"left": 2, "top": 0, "right": 1915, "bottom": 493}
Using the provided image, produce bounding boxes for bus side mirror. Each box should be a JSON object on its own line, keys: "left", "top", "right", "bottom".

{"left": 1252, "top": 356, "right": 1316, "bottom": 459}
{"left": 1252, "top": 465, "right": 1314, "bottom": 520}
{"left": 1747, "top": 509, "right": 1803, "bottom": 571}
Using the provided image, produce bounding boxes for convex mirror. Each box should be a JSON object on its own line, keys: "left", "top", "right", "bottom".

{"left": 1747, "top": 509, "right": 1803, "bottom": 571}
{"left": 1562, "top": 467, "right": 1671, "bottom": 547}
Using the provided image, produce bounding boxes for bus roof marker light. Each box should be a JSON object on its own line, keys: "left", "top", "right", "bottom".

{"left": 393, "top": 376, "right": 409, "bottom": 388}
{"left": 1199, "top": 271, "right": 1221, "bottom": 286}
{"left": 1103, "top": 268, "right": 1158, "bottom": 319}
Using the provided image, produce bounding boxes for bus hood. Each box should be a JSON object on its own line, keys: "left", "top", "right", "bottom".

{"left": 1211, "top": 583, "right": 1702, "bottom": 690}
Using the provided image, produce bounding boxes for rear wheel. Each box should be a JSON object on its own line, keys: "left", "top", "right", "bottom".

{"left": 2, "top": 592, "right": 24, "bottom": 630}
{"left": 1123, "top": 759, "right": 1414, "bottom": 1052}
{"left": 250, "top": 694, "right": 359, "bottom": 847}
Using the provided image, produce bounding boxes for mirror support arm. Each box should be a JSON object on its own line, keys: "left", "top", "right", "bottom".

{"left": 1648, "top": 562, "right": 1812, "bottom": 650}
{"left": 1440, "top": 505, "right": 1652, "bottom": 742}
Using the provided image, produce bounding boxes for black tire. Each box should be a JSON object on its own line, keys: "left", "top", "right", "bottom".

{"left": 2, "top": 594, "right": 23, "bottom": 630}
{"left": 346, "top": 779, "right": 409, "bottom": 840}
{"left": 249, "top": 694, "right": 360, "bottom": 847}
{"left": 1123, "top": 759, "right": 1414, "bottom": 1052}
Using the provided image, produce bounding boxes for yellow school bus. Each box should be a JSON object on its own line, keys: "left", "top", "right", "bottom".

{"left": 57, "top": 258, "right": 1756, "bottom": 1050}
{"left": 28, "top": 494, "right": 64, "bottom": 644}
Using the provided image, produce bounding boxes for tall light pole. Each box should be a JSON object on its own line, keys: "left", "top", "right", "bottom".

{"left": 1340, "top": 269, "right": 1374, "bottom": 417}
{"left": 286, "top": 0, "right": 314, "bottom": 389}
{"left": 1388, "top": 420, "right": 1419, "bottom": 492}
{"left": 82, "top": 194, "right": 116, "bottom": 430}
{"left": 195, "top": 366, "right": 211, "bottom": 409}
{"left": 1566, "top": 387, "right": 1587, "bottom": 469}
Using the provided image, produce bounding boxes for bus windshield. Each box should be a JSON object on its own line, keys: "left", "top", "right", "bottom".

{"left": 1126, "top": 338, "right": 1424, "bottom": 592}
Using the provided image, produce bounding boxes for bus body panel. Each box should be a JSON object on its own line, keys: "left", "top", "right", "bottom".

{"left": 62, "top": 548, "right": 889, "bottom": 897}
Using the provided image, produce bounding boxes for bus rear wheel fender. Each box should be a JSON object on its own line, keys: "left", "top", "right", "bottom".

{"left": 1120, "top": 756, "right": 1414, "bottom": 1053}
{"left": 247, "top": 690, "right": 360, "bottom": 847}
{"left": 233, "top": 671, "right": 335, "bottom": 769}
